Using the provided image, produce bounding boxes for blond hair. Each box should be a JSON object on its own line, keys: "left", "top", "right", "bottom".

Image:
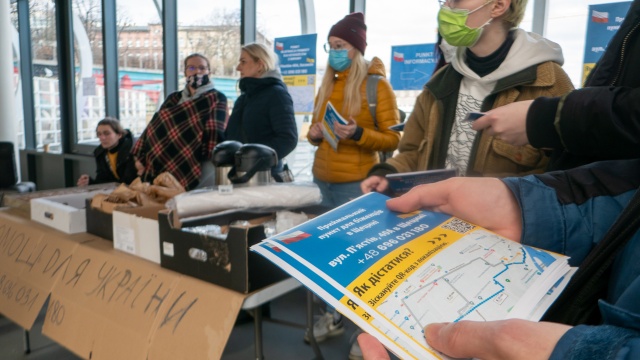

{"left": 241, "top": 43, "right": 276, "bottom": 74}
{"left": 314, "top": 51, "right": 368, "bottom": 118}
{"left": 501, "top": 0, "right": 528, "bottom": 29}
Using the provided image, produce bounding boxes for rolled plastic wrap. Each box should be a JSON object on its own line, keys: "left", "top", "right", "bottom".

{"left": 166, "top": 182, "right": 322, "bottom": 221}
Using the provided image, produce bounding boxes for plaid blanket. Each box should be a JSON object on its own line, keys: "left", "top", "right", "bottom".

{"left": 132, "top": 89, "right": 227, "bottom": 190}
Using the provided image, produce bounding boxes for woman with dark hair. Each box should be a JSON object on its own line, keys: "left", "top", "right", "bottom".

{"left": 77, "top": 117, "right": 137, "bottom": 186}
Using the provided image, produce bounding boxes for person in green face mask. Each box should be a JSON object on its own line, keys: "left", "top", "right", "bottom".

{"left": 361, "top": 0, "right": 575, "bottom": 196}
{"left": 438, "top": 0, "right": 496, "bottom": 47}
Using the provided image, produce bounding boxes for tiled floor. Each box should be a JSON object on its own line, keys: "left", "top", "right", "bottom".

{"left": 0, "top": 287, "right": 368, "bottom": 360}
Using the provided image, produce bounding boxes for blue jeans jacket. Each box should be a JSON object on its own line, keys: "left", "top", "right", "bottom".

{"left": 503, "top": 164, "right": 640, "bottom": 360}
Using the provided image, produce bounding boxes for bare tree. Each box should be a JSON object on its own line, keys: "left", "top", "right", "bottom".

{"left": 73, "top": 0, "right": 102, "bottom": 65}
{"left": 183, "top": 7, "right": 242, "bottom": 76}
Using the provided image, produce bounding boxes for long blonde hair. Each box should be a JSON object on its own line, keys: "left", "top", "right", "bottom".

{"left": 314, "top": 51, "right": 368, "bottom": 118}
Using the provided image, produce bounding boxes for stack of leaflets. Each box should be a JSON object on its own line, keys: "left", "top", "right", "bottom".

{"left": 251, "top": 192, "right": 574, "bottom": 359}
{"left": 321, "top": 101, "right": 349, "bottom": 151}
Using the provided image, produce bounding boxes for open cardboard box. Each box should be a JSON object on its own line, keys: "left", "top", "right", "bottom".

{"left": 158, "top": 209, "right": 286, "bottom": 293}
{"left": 30, "top": 189, "right": 113, "bottom": 234}
{"left": 158, "top": 205, "right": 329, "bottom": 293}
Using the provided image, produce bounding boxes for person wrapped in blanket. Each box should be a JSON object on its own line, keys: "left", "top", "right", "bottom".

{"left": 132, "top": 53, "right": 229, "bottom": 190}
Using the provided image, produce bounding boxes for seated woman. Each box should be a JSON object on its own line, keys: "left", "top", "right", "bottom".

{"left": 132, "top": 53, "right": 229, "bottom": 190}
{"left": 77, "top": 117, "right": 137, "bottom": 186}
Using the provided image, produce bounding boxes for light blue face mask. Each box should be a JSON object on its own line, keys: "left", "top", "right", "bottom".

{"left": 329, "top": 49, "right": 352, "bottom": 71}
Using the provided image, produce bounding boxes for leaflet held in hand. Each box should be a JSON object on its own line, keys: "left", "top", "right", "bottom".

{"left": 250, "top": 192, "right": 573, "bottom": 359}
{"left": 321, "top": 101, "right": 349, "bottom": 151}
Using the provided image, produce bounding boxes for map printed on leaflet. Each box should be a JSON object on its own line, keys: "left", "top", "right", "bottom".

{"left": 251, "top": 192, "right": 574, "bottom": 359}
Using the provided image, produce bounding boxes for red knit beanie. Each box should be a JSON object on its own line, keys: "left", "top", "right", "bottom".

{"left": 328, "top": 12, "right": 367, "bottom": 55}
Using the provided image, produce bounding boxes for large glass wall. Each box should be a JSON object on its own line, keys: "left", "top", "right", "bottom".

{"left": 8, "top": 0, "right": 627, "bottom": 187}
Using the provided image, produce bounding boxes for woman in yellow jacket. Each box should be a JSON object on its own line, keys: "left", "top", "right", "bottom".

{"left": 307, "top": 12, "right": 400, "bottom": 208}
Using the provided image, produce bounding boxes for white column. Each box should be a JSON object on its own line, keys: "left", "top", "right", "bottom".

{"left": 0, "top": 1, "right": 20, "bottom": 182}
{"left": 0, "top": 0, "right": 17, "bottom": 144}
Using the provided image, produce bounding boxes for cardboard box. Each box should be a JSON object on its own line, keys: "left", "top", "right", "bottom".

{"left": 4, "top": 183, "right": 118, "bottom": 216}
{"left": 30, "top": 190, "right": 112, "bottom": 234}
{"left": 158, "top": 210, "right": 287, "bottom": 293}
{"left": 0, "top": 208, "right": 299, "bottom": 360}
{"left": 113, "top": 205, "right": 165, "bottom": 263}
{"left": 85, "top": 198, "right": 114, "bottom": 241}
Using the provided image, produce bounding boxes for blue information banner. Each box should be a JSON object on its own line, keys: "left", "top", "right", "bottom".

{"left": 389, "top": 43, "right": 437, "bottom": 91}
{"left": 582, "top": 1, "right": 632, "bottom": 83}
{"left": 274, "top": 34, "right": 317, "bottom": 114}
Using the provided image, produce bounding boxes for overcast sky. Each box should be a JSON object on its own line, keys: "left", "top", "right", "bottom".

{"left": 119, "top": 0, "right": 631, "bottom": 88}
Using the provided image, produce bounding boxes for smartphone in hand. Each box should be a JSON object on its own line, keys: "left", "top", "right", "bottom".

{"left": 463, "top": 112, "right": 484, "bottom": 122}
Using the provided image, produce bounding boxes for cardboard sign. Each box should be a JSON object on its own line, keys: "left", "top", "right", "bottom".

{"left": 0, "top": 209, "right": 256, "bottom": 359}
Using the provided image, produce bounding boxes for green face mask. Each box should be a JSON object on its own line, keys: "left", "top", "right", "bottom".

{"left": 438, "top": 2, "right": 493, "bottom": 47}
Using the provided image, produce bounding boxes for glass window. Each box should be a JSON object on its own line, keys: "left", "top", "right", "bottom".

{"left": 367, "top": 2, "right": 440, "bottom": 116}
{"left": 73, "top": 0, "right": 105, "bottom": 146}
{"left": 257, "top": 0, "right": 301, "bottom": 40}
{"left": 546, "top": 0, "right": 616, "bottom": 88}
{"left": 177, "top": 1, "right": 241, "bottom": 80}
{"left": 30, "top": 0, "right": 62, "bottom": 153}
{"left": 117, "top": 1, "right": 164, "bottom": 137}
{"left": 256, "top": 0, "right": 349, "bottom": 182}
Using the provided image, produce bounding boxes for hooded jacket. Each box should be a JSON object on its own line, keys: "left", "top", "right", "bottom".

{"left": 308, "top": 57, "right": 401, "bottom": 183}
{"left": 225, "top": 69, "right": 298, "bottom": 166}
{"left": 90, "top": 129, "right": 137, "bottom": 185}
{"left": 369, "top": 29, "right": 574, "bottom": 179}
{"left": 527, "top": 0, "right": 640, "bottom": 171}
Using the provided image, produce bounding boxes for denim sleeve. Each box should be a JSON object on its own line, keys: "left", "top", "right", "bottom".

{"left": 502, "top": 176, "right": 632, "bottom": 266}
{"left": 549, "top": 325, "right": 640, "bottom": 360}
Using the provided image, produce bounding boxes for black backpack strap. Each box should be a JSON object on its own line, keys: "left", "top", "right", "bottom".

{"left": 542, "top": 186, "right": 640, "bottom": 325}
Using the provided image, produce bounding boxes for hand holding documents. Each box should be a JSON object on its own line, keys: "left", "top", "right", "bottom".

{"left": 251, "top": 192, "right": 574, "bottom": 359}
{"left": 388, "top": 123, "right": 405, "bottom": 132}
{"left": 386, "top": 169, "right": 458, "bottom": 196}
{"left": 321, "top": 101, "right": 349, "bottom": 151}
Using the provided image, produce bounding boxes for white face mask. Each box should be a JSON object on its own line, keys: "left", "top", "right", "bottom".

{"left": 439, "top": 38, "right": 458, "bottom": 63}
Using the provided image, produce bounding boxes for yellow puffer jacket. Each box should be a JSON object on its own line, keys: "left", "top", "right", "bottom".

{"left": 309, "top": 57, "right": 400, "bottom": 183}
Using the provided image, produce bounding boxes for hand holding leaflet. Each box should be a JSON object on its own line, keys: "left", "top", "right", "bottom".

{"left": 251, "top": 192, "right": 573, "bottom": 359}
{"left": 385, "top": 169, "right": 458, "bottom": 196}
{"left": 321, "top": 101, "right": 349, "bottom": 151}
{"left": 388, "top": 123, "right": 405, "bottom": 132}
